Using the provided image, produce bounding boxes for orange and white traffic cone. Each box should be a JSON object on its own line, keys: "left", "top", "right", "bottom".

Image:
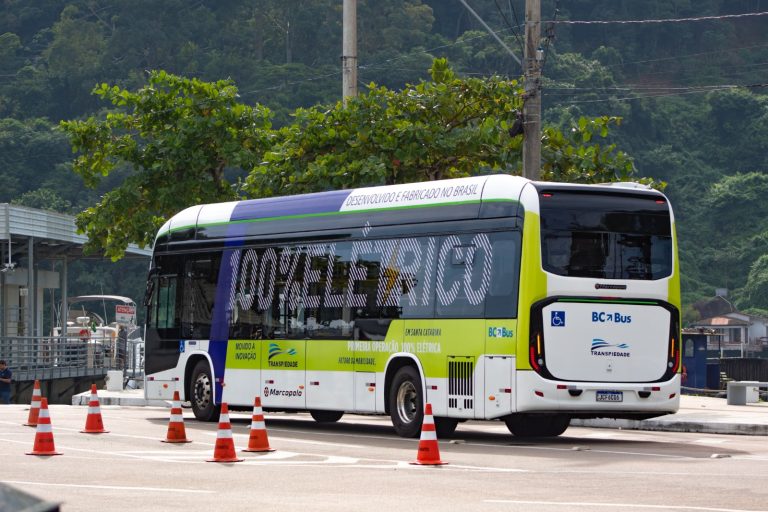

{"left": 27, "top": 398, "right": 61, "bottom": 456}
{"left": 162, "top": 391, "right": 191, "bottom": 443}
{"left": 242, "top": 396, "right": 274, "bottom": 453}
{"left": 24, "top": 380, "right": 42, "bottom": 427}
{"left": 410, "top": 403, "right": 448, "bottom": 465}
{"left": 207, "top": 403, "right": 243, "bottom": 463}
{"left": 81, "top": 384, "right": 108, "bottom": 434}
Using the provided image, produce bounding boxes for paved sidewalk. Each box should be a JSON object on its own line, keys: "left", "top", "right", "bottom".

{"left": 573, "top": 394, "right": 768, "bottom": 435}
{"left": 74, "top": 389, "right": 768, "bottom": 436}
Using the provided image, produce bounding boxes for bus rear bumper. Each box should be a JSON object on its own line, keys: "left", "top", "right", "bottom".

{"left": 516, "top": 371, "right": 680, "bottom": 417}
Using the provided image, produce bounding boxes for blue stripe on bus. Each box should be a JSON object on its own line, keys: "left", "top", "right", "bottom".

{"left": 229, "top": 189, "right": 353, "bottom": 221}
{"left": 210, "top": 244, "right": 243, "bottom": 403}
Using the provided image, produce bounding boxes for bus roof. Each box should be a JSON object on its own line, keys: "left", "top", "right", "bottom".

{"left": 154, "top": 175, "right": 665, "bottom": 246}
{"left": 156, "top": 174, "right": 531, "bottom": 242}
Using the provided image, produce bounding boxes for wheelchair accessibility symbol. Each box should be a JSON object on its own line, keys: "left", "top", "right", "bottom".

{"left": 551, "top": 311, "right": 565, "bottom": 327}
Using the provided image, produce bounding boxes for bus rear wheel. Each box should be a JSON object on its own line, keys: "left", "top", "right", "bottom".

{"left": 434, "top": 417, "right": 459, "bottom": 438}
{"left": 310, "top": 410, "right": 344, "bottom": 423}
{"left": 504, "top": 413, "right": 570, "bottom": 437}
{"left": 190, "top": 360, "right": 220, "bottom": 422}
{"left": 389, "top": 366, "right": 423, "bottom": 438}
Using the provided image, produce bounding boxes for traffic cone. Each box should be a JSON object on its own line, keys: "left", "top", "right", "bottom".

{"left": 207, "top": 403, "right": 243, "bottom": 463}
{"left": 27, "top": 398, "right": 61, "bottom": 456}
{"left": 242, "top": 396, "right": 274, "bottom": 453}
{"left": 410, "top": 403, "right": 448, "bottom": 465}
{"left": 24, "top": 380, "right": 42, "bottom": 426}
{"left": 81, "top": 384, "right": 108, "bottom": 434}
{"left": 162, "top": 391, "right": 191, "bottom": 443}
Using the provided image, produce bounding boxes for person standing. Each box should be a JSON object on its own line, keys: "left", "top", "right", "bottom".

{"left": 0, "top": 360, "right": 12, "bottom": 404}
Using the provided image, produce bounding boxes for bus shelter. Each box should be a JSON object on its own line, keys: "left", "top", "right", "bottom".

{"left": 0, "top": 204, "right": 150, "bottom": 388}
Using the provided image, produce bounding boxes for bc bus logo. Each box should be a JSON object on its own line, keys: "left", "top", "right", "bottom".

{"left": 488, "top": 327, "right": 514, "bottom": 338}
{"left": 591, "top": 311, "right": 632, "bottom": 323}
{"left": 268, "top": 343, "right": 297, "bottom": 360}
{"left": 551, "top": 311, "right": 565, "bottom": 327}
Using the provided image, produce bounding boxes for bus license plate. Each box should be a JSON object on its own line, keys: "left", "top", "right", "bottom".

{"left": 596, "top": 391, "right": 623, "bottom": 402}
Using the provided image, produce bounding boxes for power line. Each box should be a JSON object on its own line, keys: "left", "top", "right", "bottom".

{"left": 493, "top": 0, "right": 524, "bottom": 57}
{"left": 546, "top": 83, "right": 768, "bottom": 107}
{"left": 457, "top": 0, "right": 521, "bottom": 67}
{"left": 550, "top": 11, "right": 768, "bottom": 25}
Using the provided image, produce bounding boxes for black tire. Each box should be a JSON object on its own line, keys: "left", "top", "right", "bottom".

{"left": 309, "top": 410, "right": 344, "bottom": 423}
{"left": 388, "top": 366, "right": 423, "bottom": 438}
{"left": 190, "top": 359, "right": 220, "bottom": 422}
{"left": 504, "top": 413, "right": 570, "bottom": 437}
{"left": 434, "top": 417, "right": 459, "bottom": 438}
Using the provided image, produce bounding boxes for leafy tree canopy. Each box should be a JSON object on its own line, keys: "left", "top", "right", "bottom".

{"left": 63, "top": 59, "right": 645, "bottom": 260}
{"left": 60, "top": 70, "right": 273, "bottom": 259}
{"left": 246, "top": 58, "right": 642, "bottom": 197}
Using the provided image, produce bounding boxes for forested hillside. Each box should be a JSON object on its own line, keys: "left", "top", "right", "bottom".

{"left": 1, "top": 0, "right": 767, "bottom": 321}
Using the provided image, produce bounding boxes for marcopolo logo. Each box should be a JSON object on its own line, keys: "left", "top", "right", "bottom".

{"left": 263, "top": 386, "right": 303, "bottom": 398}
{"left": 488, "top": 327, "right": 514, "bottom": 338}
{"left": 268, "top": 342, "right": 298, "bottom": 368}
{"left": 590, "top": 338, "right": 631, "bottom": 357}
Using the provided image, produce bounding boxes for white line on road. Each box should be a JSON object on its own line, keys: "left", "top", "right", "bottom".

{"left": 484, "top": 500, "right": 767, "bottom": 512}
{"left": 0, "top": 480, "right": 214, "bottom": 494}
{"left": 694, "top": 438, "right": 729, "bottom": 445}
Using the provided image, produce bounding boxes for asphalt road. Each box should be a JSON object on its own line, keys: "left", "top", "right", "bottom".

{"left": 1, "top": 404, "right": 767, "bottom": 512}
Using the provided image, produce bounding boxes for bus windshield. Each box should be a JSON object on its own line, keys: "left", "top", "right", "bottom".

{"left": 539, "top": 190, "right": 672, "bottom": 280}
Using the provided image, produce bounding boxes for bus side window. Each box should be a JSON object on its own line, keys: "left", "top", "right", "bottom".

{"left": 435, "top": 234, "right": 486, "bottom": 319}
{"left": 485, "top": 231, "right": 521, "bottom": 318}
{"left": 147, "top": 254, "right": 183, "bottom": 336}
{"left": 181, "top": 252, "right": 219, "bottom": 339}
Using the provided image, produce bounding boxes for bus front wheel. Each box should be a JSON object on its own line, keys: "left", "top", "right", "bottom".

{"left": 190, "top": 360, "right": 220, "bottom": 422}
{"left": 504, "top": 413, "right": 570, "bottom": 437}
{"left": 389, "top": 366, "right": 423, "bottom": 438}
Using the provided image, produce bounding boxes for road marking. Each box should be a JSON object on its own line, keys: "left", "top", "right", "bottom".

{"left": 1, "top": 480, "right": 213, "bottom": 494}
{"left": 484, "top": 500, "right": 768, "bottom": 512}
{"left": 695, "top": 438, "right": 728, "bottom": 445}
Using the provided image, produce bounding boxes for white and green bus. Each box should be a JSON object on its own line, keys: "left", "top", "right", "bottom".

{"left": 144, "top": 174, "right": 681, "bottom": 438}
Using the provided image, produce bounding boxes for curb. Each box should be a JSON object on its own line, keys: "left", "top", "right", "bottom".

{"left": 572, "top": 418, "right": 768, "bottom": 436}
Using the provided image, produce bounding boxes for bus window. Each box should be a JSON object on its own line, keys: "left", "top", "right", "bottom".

{"left": 181, "top": 252, "right": 220, "bottom": 339}
{"left": 435, "top": 233, "right": 493, "bottom": 318}
{"left": 485, "top": 231, "right": 521, "bottom": 318}
{"left": 146, "top": 254, "right": 183, "bottom": 340}
{"left": 540, "top": 191, "right": 672, "bottom": 280}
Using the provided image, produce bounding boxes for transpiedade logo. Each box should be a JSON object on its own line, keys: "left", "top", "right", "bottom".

{"left": 268, "top": 342, "right": 298, "bottom": 368}
{"left": 590, "top": 338, "right": 631, "bottom": 357}
{"left": 268, "top": 342, "right": 297, "bottom": 360}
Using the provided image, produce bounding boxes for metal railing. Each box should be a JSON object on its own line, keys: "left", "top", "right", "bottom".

{"left": 0, "top": 335, "right": 143, "bottom": 383}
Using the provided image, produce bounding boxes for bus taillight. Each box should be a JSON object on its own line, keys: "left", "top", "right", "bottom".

{"left": 530, "top": 345, "right": 541, "bottom": 372}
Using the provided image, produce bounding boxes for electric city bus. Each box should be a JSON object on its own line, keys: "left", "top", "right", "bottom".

{"left": 143, "top": 174, "right": 680, "bottom": 438}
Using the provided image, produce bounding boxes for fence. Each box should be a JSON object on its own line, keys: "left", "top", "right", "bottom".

{"left": 0, "top": 335, "right": 143, "bottom": 383}
{"left": 719, "top": 358, "right": 768, "bottom": 383}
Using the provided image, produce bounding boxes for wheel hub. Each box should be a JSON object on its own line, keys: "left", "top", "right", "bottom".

{"left": 396, "top": 381, "right": 417, "bottom": 423}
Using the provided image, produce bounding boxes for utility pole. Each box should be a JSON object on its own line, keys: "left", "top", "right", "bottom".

{"left": 342, "top": 0, "right": 358, "bottom": 105}
{"left": 523, "top": 0, "right": 542, "bottom": 180}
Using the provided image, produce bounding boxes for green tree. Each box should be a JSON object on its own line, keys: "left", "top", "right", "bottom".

{"left": 12, "top": 188, "right": 72, "bottom": 213}
{"left": 60, "top": 70, "right": 273, "bottom": 260}
{"left": 63, "top": 61, "right": 646, "bottom": 260}
{"left": 740, "top": 255, "right": 768, "bottom": 311}
{"left": 246, "top": 59, "right": 641, "bottom": 197}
